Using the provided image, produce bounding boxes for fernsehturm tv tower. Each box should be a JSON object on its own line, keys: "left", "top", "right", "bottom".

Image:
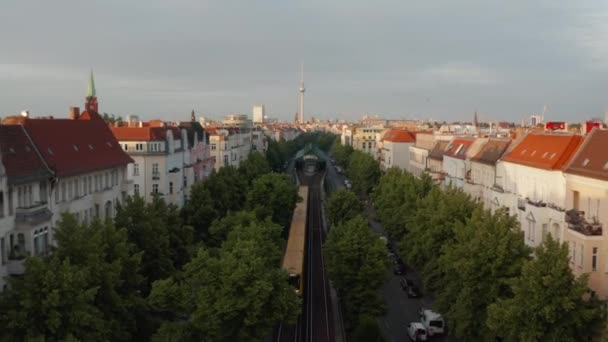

{"left": 299, "top": 63, "right": 305, "bottom": 123}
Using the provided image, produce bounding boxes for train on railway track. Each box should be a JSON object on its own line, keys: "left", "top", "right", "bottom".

{"left": 282, "top": 185, "right": 309, "bottom": 295}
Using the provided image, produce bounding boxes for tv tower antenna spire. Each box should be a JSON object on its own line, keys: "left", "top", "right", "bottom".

{"left": 299, "top": 63, "right": 305, "bottom": 123}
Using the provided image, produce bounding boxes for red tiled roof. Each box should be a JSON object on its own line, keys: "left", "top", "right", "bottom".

{"left": 428, "top": 141, "right": 449, "bottom": 161}
{"left": 471, "top": 138, "right": 511, "bottom": 165}
{"left": 564, "top": 129, "right": 608, "bottom": 181}
{"left": 18, "top": 117, "right": 133, "bottom": 177}
{"left": 382, "top": 129, "right": 415, "bottom": 143}
{"left": 501, "top": 133, "right": 584, "bottom": 170}
{"left": 110, "top": 125, "right": 180, "bottom": 141}
{"left": 443, "top": 138, "right": 475, "bottom": 160}
{"left": 0, "top": 125, "right": 53, "bottom": 184}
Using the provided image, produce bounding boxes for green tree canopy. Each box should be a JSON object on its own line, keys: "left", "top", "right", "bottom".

{"left": 435, "top": 208, "right": 531, "bottom": 340}
{"left": 238, "top": 152, "right": 271, "bottom": 186}
{"left": 487, "top": 235, "right": 605, "bottom": 341}
{"left": 246, "top": 173, "right": 299, "bottom": 229}
{"left": 325, "top": 188, "right": 364, "bottom": 227}
{"left": 346, "top": 150, "right": 381, "bottom": 196}
{"left": 0, "top": 214, "right": 145, "bottom": 341}
{"left": 149, "top": 218, "right": 299, "bottom": 341}
{"left": 324, "top": 215, "right": 388, "bottom": 324}
{"left": 182, "top": 182, "right": 218, "bottom": 242}
{"left": 203, "top": 166, "right": 248, "bottom": 216}
{"left": 330, "top": 142, "right": 354, "bottom": 167}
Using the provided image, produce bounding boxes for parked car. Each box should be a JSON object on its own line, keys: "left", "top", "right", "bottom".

{"left": 399, "top": 278, "right": 412, "bottom": 290}
{"left": 335, "top": 166, "right": 343, "bottom": 174}
{"left": 407, "top": 322, "right": 428, "bottom": 341}
{"left": 407, "top": 285, "right": 421, "bottom": 298}
{"left": 393, "top": 263, "right": 406, "bottom": 275}
{"left": 419, "top": 308, "right": 445, "bottom": 336}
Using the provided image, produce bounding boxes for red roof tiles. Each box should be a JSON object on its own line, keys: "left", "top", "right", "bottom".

{"left": 0, "top": 125, "right": 52, "bottom": 184}
{"left": 14, "top": 117, "right": 133, "bottom": 178}
{"left": 564, "top": 129, "right": 608, "bottom": 181}
{"left": 382, "top": 129, "right": 415, "bottom": 143}
{"left": 501, "top": 133, "right": 584, "bottom": 170}
{"left": 110, "top": 125, "right": 180, "bottom": 142}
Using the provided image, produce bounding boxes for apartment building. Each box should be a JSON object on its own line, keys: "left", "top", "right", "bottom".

{"left": 464, "top": 138, "right": 512, "bottom": 209}
{"left": 179, "top": 120, "right": 215, "bottom": 183}
{"left": 427, "top": 140, "right": 450, "bottom": 183}
{"left": 498, "top": 133, "right": 584, "bottom": 247}
{"left": 563, "top": 129, "right": 608, "bottom": 298}
{"left": 408, "top": 133, "right": 453, "bottom": 177}
{"left": 352, "top": 126, "right": 385, "bottom": 159}
{"left": 0, "top": 107, "right": 132, "bottom": 288}
{"left": 111, "top": 119, "right": 191, "bottom": 207}
{"left": 379, "top": 129, "right": 415, "bottom": 170}
{"left": 441, "top": 137, "right": 478, "bottom": 190}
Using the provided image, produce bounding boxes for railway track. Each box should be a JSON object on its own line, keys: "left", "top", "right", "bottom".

{"left": 277, "top": 171, "right": 334, "bottom": 342}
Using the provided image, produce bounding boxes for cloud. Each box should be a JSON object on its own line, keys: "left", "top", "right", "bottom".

{"left": 418, "top": 63, "right": 500, "bottom": 85}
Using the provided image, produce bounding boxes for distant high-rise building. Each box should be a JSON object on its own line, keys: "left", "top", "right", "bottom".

{"left": 253, "top": 104, "right": 265, "bottom": 124}
{"left": 530, "top": 115, "right": 542, "bottom": 127}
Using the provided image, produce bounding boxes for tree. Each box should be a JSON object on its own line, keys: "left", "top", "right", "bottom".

{"left": 246, "top": 173, "right": 299, "bottom": 228}
{"left": 115, "top": 196, "right": 190, "bottom": 294}
{"left": 208, "top": 211, "right": 259, "bottom": 247}
{"left": 487, "top": 235, "right": 605, "bottom": 341}
{"left": 352, "top": 315, "right": 386, "bottom": 342}
{"left": 203, "top": 166, "right": 248, "bottom": 216}
{"left": 0, "top": 214, "right": 146, "bottom": 341}
{"left": 149, "top": 218, "right": 299, "bottom": 341}
{"left": 239, "top": 152, "right": 271, "bottom": 186}
{"left": 325, "top": 188, "right": 363, "bottom": 227}
{"left": 324, "top": 216, "right": 388, "bottom": 324}
{"left": 102, "top": 112, "right": 123, "bottom": 125}
{"left": 330, "top": 142, "right": 354, "bottom": 167}
{"left": 401, "top": 186, "right": 477, "bottom": 292}
{"left": 182, "top": 182, "right": 218, "bottom": 242}
{"left": 435, "top": 208, "right": 531, "bottom": 340}
{"left": 347, "top": 150, "right": 381, "bottom": 196}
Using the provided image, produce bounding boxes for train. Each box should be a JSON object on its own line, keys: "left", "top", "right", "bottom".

{"left": 282, "top": 186, "right": 309, "bottom": 295}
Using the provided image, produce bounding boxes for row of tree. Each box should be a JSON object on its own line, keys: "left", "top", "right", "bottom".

{"left": 372, "top": 168, "right": 605, "bottom": 341}
{"left": 330, "top": 143, "right": 381, "bottom": 197}
{"left": 324, "top": 189, "right": 388, "bottom": 341}
{"left": 0, "top": 148, "right": 307, "bottom": 341}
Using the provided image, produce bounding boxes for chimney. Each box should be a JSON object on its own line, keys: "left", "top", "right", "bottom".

{"left": 69, "top": 107, "right": 80, "bottom": 120}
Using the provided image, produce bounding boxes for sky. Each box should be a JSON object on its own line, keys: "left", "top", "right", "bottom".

{"left": 1, "top": 1, "right": 608, "bottom": 122}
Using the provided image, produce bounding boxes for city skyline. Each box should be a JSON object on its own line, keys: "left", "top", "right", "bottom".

{"left": 2, "top": 1, "right": 608, "bottom": 122}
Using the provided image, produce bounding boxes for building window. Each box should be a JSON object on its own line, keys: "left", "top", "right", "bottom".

{"left": 169, "top": 182, "right": 173, "bottom": 194}
{"left": 152, "top": 184, "right": 159, "bottom": 194}
{"left": 105, "top": 173, "right": 109, "bottom": 189}
{"left": 134, "top": 184, "right": 140, "bottom": 196}
{"left": 579, "top": 245, "right": 584, "bottom": 267}
{"left": 183, "top": 176, "right": 187, "bottom": 188}
{"left": 527, "top": 221, "right": 535, "bottom": 243}
{"left": 136, "top": 143, "right": 143, "bottom": 151}
{"left": 123, "top": 144, "right": 128, "bottom": 151}
{"left": 61, "top": 183, "right": 66, "bottom": 201}
{"left": 0, "top": 191, "right": 3, "bottom": 218}
{"left": 592, "top": 247, "right": 598, "bottom": 271}
{"left": 362, "top": 143, "right": 365, "bottom": 149}
{"left": 133, "top": 163, "right": 139, "bottom": 176}
{"left": 152, "top": 163, "right": 159, "bottom": 175}
{"left": 68, "top": 181, "right": 73, "bottom": 200}
{"left": 224, "top": 155, "right": 229, "bottom": 166}
{"left": 83, "top": 178, "right": 87, "bottom": 196}
{"left": 88, "top": 176, "right": 93, "bottom": 193}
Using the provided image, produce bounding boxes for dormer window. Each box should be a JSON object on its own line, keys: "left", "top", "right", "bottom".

{"left": 582, "top": 158, "right": 590, "bottom": 167}
{"left": 542, "top": 152, "right": 548, "bottom": 158}
{"left": 520, "top": 149, "right": 527, "bottom": 155}
{"left": 530, "top": 150, "right": 536, "bottom": 157}
{"left": 73, "top": 145, "right": 79, "bottom": 151}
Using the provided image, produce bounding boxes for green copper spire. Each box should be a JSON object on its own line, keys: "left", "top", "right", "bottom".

{"left": 87, "top": 70, "right": 96, "bottom": 97}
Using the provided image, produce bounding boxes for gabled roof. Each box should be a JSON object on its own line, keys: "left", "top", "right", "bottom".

{"left": 564, "top": 129, "right": 608, "bottom": 181}
{"left": 17, "top": 117, "right": 133, "bottom": 178}
{"left": 443, "top": 138, "right": 475, "bottom": 160}
{"left": 471, "top": 138, "right": 511, "bottom": 165}
{"left": 382, "top": 129, "right": 415, "bottom": 143}
{"left": 501, "top": 133, "right": 584, "bottom": 171}
{"left": 179, "top": 121, "right": 207, "bottom": 147}
{"left": 110, "top": 125, "right": 180, "bottom": 142}
{"left": 428, "top": 141, "right": 449, "bottom": 161}
{"left": 0, "top": 125, "right": 53, "bottom": 185}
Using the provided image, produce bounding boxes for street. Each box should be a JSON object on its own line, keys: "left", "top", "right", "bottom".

{"left": 320, "top": 150, "right": 455, "bottom": 342}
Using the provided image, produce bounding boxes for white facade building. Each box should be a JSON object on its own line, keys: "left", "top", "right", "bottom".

{"left": 379, "top": 129, "right": 415, "bottom": 170}
{"left": 253, "top": 105, "right": 265, "bottom": 124}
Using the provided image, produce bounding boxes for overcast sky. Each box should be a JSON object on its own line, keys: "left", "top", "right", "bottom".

{"left": 1, "top": 1, "right": 608, "bottom": 122}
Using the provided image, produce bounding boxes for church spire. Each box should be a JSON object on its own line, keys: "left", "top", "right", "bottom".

{"left": 87, "top": 69, "right": 96, "bottom": 97}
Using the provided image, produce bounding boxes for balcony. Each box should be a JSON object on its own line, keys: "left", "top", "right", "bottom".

{"left": 15, "top": 202, "right": 52, "bottom": 226}
{"left": 526, "top": 198, "right": 547, "bottom": 208}
{"left": 547, "top": 202, "right": 565, "bottom": 212}
{"left": 491, "top": 184, "right": 504, "bottom": 193}
{"left": 152, "top": 173, "right": 161, "bottom": 180}
{"left": 565, "top": 209, "right": 602, "bottom": 236}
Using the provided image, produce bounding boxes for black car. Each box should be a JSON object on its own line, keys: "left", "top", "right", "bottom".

{"left": 406, "top": 285, "right": 421, "bottom": 298}
{"left": 399, "top": 277, "right": 413, "bottom": 291}
{"left": 393, "top": 264, "right": 406, "bottom": 275}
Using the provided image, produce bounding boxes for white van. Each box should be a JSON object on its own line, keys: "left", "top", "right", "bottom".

{"left": 419, "top": 308, "right": 445, "bottom": 336}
